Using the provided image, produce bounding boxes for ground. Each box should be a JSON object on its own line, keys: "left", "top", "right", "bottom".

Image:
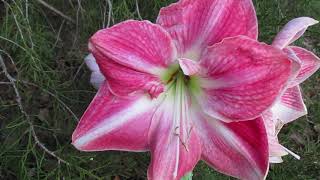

{"left": 0, "top": 0, "right": 319, "bottom": 179}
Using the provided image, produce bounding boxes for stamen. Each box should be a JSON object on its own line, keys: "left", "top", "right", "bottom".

{"left": 281, "top": 145, "right": 301, "bottom": 160}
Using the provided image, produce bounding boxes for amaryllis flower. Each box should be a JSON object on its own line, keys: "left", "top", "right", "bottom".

{"left": 72, "top": 0, "right": 295, "bottom": 179}
{"left": 262, "top": 17, "right": 320, "bottom": 163}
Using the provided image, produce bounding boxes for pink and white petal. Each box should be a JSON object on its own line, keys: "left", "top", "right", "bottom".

{"left": 147, "top": 82, "right": 201, "bottom": 180}
{"left": 262, "top": 111, "right": 288, "bottom": 162}
{"left": 93, "top": 52, "right": 164, "bottom": 97}
{"left": 263, "top": 107, "right": 302, "bottom": 163}
{"left": 268, "top": 143, "right": 287, "bottom": 163}
{"left": 283, "top": 48, "right": 303, "bottom": 88}
{"left": 157, "top": 0, "right": 258, "bottom": 56}
{"left": 285, "top": 46, "right": 320, "bottom": 86}
{"left": 148, "top": 118, "right": 201, "bottom": 180}
{"left": 178, "top": 58, "right": 201, "bottom": 76}
{"left": 198, "top": 36, "right": 291, "bottom": 122}
{"left": 90, "top": 20, "right": 177, "bottom": 75}
{"left": 195, "top": 113, "right": 269, "bottom": 180}
{"left": 270, "top": 86, "right": 307, "bottom": 124}
{"left": 272, "top": 17, "right": 318, "bottom": 49}
{"left": 85, "top": 53, "right": 100, "bottom": 72}
{"left": 72, "top": 82, "right": 158, "bottom": 151}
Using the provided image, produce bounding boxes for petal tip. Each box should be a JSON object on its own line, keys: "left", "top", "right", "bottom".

{"left": 301, "top": 17, "right": 319, "bottom": 25}
{"left": 71, "top": 131, "right": 93, "bottom": 152}
{"left": 71, "top": 132, "right": 83, "bottom": 150}
{"left": 273, "top": 17, "right": 319, "bottom": 49}
{"left": 178, "top": 58, "right": 201, "bottom": 76}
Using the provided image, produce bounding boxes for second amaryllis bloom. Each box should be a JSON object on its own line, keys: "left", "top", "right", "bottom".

{"left": 262, "top": 17, "right": 320, "bottom": 163}
{"left": 71, "top": 0, "right": 308, "bottom": 179}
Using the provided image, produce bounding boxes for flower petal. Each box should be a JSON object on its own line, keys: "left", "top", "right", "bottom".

{"left": 270, "top": 86, "right": 307, "bottom": 124}
{"left": 157, "top": 0, "right": 258, "bottom": 55}
{"left": 262, "top": 109, "right": 301, "bottom": 163}
{"left": 269, "top": 157, "right": 284, "bottom": 163}
{"left": 148, "top": 76, "right": 202, "bottom": 180}
{"left": 72, "top": 82, "right": 158, "bottom": 151}
{"left": 178, "top": 58, "right": 201, "bottom": 76}
{"left": 196, "top": 113, "right": 269, "bottom": 180}
{"left": 262, "top": 111, "right": 288, "bottom": 163}
{"left": 148, "top": 106, "right": 201, "bottom": 180}
{"left": 90, "top": 20, "right": 177, "bottom": 74}
{"left": 84, "top": 54, "right": 105, "bottom": 89}
{"left": 92, "top": 53, "right": 164, "bottom": 97}
{"left": 285, "top": 46, "right": 320, "bottom": 86}
{"left": 272, "top": 17, "right": 319, "bottom": 49}
{"left": 198, "top": 36, "right": 291, "bottom": 121}
{"left": 90, "top": 72, "right": 105, "bottom": 89}
{"left": 85, "top": 53, "right": 100, "bottom": 72}
{"left": 263, "top": 82, "right": 306, "bottom": 163}
{"left": 89, "top": 20, "right": 177, "bottom": 96}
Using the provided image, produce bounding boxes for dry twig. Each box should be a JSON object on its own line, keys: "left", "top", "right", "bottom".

{"left": 36, "top": 0, "right": 75, "bottom": 23}
{"left": 0, "top": 53, "right": 69, "bottom": 165}
{"left": 135, "top": 0, "right": 143, "bottom": 20}
{"left": 103, "top": 0, "right": 113, "bottom": 28}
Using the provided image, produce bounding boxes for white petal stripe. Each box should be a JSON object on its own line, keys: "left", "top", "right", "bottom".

{"left": 73, "top": 96, "right": 155, "bottom": 148}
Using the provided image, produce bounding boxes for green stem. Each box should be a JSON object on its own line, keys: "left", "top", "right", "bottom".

{"left": 181, "top": 172, "right": 193, "bottom": 180}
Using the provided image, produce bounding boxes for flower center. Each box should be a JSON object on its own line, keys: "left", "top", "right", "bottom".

{"left": 161, "top": 63, "right": 201, "bottom": 96}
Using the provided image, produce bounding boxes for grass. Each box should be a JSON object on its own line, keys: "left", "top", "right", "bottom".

{"left": 0, "top": 0, "right": 319, "bottom": 179}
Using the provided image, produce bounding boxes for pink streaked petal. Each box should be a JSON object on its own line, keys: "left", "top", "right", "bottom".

{"left": 283, "top": 48, "right": 303, "bottom": 88}
{"left": 195, "top": 113, "right": 269, "bottom": 180}
{"left": 271, "top": 86, "right": 307, "bottom": 124}
{"left": 148, "top": 124, "right": 201, "bottom": 180}
{"left": 90, "top": 20, "right": 177, "bottom": 75}
{"left": 178, "top": 58, "right": 201, "bottom": 76}
{"left": 198, "top": 36, "right": 291, "bottom": 121}
{"left": 157, "top": 0, "right": 258, "bottom": 55}
{"left": 72, "top": 82, "right": 157, "bottom": 151}
{"left": 148, "top": 84, "right": 201, "bottom": 180}
{"left": 93, "top": 52, "right": 164, "bottom": 97}
{"left": 285, "top": 46, "right": 320, "bottom": 86}
{"left": 272, "top": 17, "right": 318, "bottom": 49}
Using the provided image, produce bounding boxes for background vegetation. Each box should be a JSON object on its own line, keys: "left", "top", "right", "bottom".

{"left": 0, "top": 0, "right": 319, "bottom": 179}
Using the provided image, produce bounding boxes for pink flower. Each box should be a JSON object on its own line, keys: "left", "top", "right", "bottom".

{"left": 72, "top": 1, "right": 299, "bottom": 179}
{"left": 262, "top": 17, "right": 320, "bottom": 163}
